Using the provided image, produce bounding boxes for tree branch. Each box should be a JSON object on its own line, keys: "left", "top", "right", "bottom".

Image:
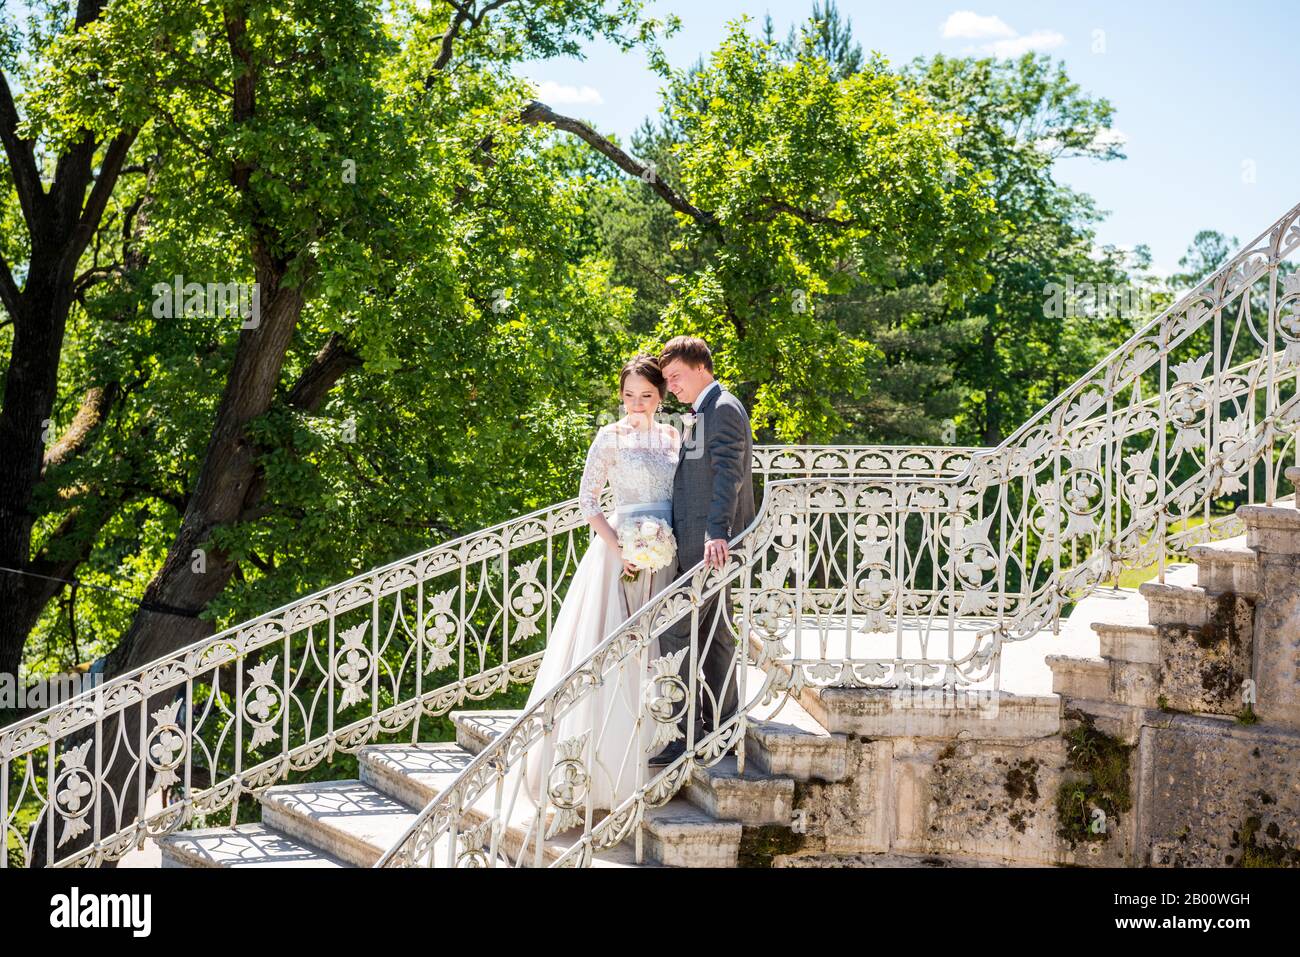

{"left": 519, "top": 101, "right": 714, "bottom": 225}
{"left": 73, "top": 264, "right": 125, "bottom": 299}
{"left": 0, "top": 69, "right": 44, "bottom": 227}
{"left": 245, "top": 549, "right": 275, "bottom": 573}
{"left": 0, "top": 251, "right": 21, "bottom": 319}
{"left": 234, "top": 333, "right": 362, "bottom": 524}
{"left": 285, "top": 332, "right": 362, "bottom": 411}
{"left": 427, "top": 0, "right": 515, "bottom": 80}
{"left": 41, "top": 383, "right": 121, "bottom": 475}
{"left": 56, "top": 130, "right": 139, "bottom": 285}
{"left": 744, "top": 197, "right": 853, "bottom": 228}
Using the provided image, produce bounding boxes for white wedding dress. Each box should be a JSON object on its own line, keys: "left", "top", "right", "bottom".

{"left": 507, "top": 418, "right": 682, "bottom": 822}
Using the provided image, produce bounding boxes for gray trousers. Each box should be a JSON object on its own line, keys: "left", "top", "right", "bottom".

{"left": 657, "top": 578, "right": 741, "bottom": 743}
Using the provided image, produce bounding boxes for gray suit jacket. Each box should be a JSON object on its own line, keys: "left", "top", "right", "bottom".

{"left": 672, "top": 383, "right": 756, "bottom": 572}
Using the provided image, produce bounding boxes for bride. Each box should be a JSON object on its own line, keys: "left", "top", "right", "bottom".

{"left": 508, "top": 353, "right": 681, "bottom": 822}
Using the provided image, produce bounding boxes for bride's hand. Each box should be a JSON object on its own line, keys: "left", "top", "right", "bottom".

{"left": 622, "top": 559, "right": 640, "bottom": 578}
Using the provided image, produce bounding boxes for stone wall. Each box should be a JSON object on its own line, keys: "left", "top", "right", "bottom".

{"left": 776, "top": 725, "right": 1135, "bottom": 866}
{"left": 1137, "top": 715, "right": 1300, "bottom": 867}
{"left": 1156, "top": 592, "right": 1254, "bottom": 715}
{"left": 769, "top": 501, "right": 1300, "bottom": 867}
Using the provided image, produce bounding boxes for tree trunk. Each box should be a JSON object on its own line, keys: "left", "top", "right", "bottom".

{"left": 0, "top": 127, "right": 134, "bottom": 678}
{"left": 27, "top": 315, "right": 361, "bottom": 867}
{"left": 0, "top": 131, "right": 142, "bottom": 681}
{"left": 0, "top": 0, "right": 136, "bottom": 675}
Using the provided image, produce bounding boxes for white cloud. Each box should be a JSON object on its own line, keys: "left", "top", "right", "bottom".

{"left": 941, "top": 11, "right": 1016, "bottom": 40}
{"left": 531, "top": 80, "right": 604, "bottom": 106}
{"left": 941, "top": 11, "right": 1065, "bottom": 58}
{"left": 1091, "top": 128, "right": 1128, "bottom": 150}
{"left": 986, "top": 29, "right": 1066, "bottom": 57}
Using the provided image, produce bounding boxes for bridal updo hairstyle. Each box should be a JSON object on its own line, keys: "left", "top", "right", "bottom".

{"left": 619, "top": 352, "right": 667, "bottom": 399}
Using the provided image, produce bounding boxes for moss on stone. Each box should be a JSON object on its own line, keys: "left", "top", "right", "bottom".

{"left": 1055, "top": 711, "right": 1132, "bottom": 848}
{"left": 1230, "top": 814, "right": 1300, "bottom": 868}
{"left": 1004, "top": 758, "right": 1040, "bottom": 804}
{"left": 738, "top": 824, "right": 807, "bottom": 868}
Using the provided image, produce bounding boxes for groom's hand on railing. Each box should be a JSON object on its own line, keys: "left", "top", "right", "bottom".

{"left": 704, "top": 537, "right": 728, "bottom": 569}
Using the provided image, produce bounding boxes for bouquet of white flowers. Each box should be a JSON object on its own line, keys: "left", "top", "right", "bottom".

{"left": 617, "top": 517, "right": 677, "bottom": 583}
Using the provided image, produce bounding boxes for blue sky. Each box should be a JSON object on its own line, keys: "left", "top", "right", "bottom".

{"left": 520, "top": 1, "right": 1300, "bottom": 278}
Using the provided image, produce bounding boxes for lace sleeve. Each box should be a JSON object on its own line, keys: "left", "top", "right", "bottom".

{"left": 578, "top": 426, "right": 615, "bottom": 518}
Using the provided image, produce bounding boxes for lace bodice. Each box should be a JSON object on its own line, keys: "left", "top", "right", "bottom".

{"left": 578, "top": 421, "right": 681, "bottom": 519}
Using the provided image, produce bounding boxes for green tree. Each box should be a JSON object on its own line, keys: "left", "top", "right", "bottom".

{"left": 0, "top": 0, "right": 672, "bottom": 684}
{"left": 1169, "top": 229, "right": 1237, "bottom": 288}
{"left": 902, "top": 52, "right": 1135, "bottom": 444}
{"left": 534, "top": 17, "right": 998, "bottom": 441}
{"left": 567, "top": 6, "right": 1137, "bottom": 447}
{"left": 4, "top": 0, "right": 680, "bottom": 861}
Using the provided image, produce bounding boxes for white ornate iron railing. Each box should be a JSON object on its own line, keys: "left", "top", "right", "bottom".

{"left": 375, "top": 477, "right": 807, "bottom": 868}
{"left": 0, "top": 445, "right": 971, "bottom": 868}
{"left": 373, "top": 200, "right": 1300, "bottom": 867}
{"left": 6, "top": 198, "right": 1298, "bottom": 869}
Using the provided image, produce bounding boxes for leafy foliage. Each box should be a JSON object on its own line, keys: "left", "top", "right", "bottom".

{"left": 0, "top": 0, "right": 1219, "bottom": 692}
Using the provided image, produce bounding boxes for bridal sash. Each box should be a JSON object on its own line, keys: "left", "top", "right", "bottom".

{"left": 611, "top": 499, "right": 673, "bottom": 528}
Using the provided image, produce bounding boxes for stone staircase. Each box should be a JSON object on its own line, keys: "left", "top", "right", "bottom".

{"left": 157, "top": 667, "right": 847, "bottom": 869}
{"left": 155, "top": 619, "right": 1093, "bottom": 869}
{"left": 1042, "top": 469, "right": 1300, "bottom": 866}
{"left": 1049, "top": 477, "right": 1300, "bottom": 726}
{"left": 159, "top": 470, "right": 1300, "bottom": 869}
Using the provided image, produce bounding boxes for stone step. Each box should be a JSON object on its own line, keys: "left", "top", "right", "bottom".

{"left": 1090, "top": 621, "right": 1159, "bottom": 664}
{"left": 1047, "top": 653, "right": 1158, "bottom": 709}
{"left": 489, "top": 796, "right": 740, "bottom": 868}
{"left": 452, "top": 709, "right": 520, "bottom": 755}
{"left": 356, "top": 739, "right": 620, "bottom": 868}
{"left": 258, "top": 780, "right": 424, "bottom": 868}
{"left": 641, "top": 797, "right": 743, "bottom": 867}
{"left": 1188, "top": 534, "right": 1259, "bottom": 598}
{"left": 1055, "top": 697, "right": 1146, "bottom": 745}
{"left": 442, "top": 716, "right": 729, "bottom": 866}
{"left": 478, "top": 791, "right": 735, "bottom": 867}
{"left": 451, "top": 698, "right": 845, "bottom": 784}
{"left": 348, "top": 763, "right": 657, "bottom": 868}
{"left": 743, "top": 668, "right": 849, "bottom": 781}
{"left": 158, "top": 822, "right": 351, "bottom": 869}
{"left": 1047, "top": 654, "right": 1109, "bottom": 701}
{"left": 484, "top": 809, "right": 653, "bottom": 868}
{"left": 1106, "top": 656, "right": 1159, "bottom": 709}
{"left": 1140, "top": 561, "right": 1200, "bottom": 590}
{"left": 1137, "top": 580, "right": 1211, "bottom": 627}
{"left": 357, "top": 742, "right": 475, "bottom": 809}
{"left": 684, "top": 754, "right": 794, "bottom": 826}
{"left": 589, "top": 841, "right": 666, "bottom": 868}
{"left": 1240, "top": 501, "right": 1300, "bottom": 556}
{"left": 744, "top": 715, "right": 849, "bottom": 782}
{"left": 804, "top": 686, "right": 1061, "bottom": 739}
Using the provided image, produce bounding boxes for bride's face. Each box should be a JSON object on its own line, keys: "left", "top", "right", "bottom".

{"left": 621, "top": 373, "right": 660, "bottom": 417}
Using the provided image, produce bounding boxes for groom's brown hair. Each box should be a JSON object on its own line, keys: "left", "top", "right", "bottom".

{"left": 659, "top": 335, "right": 713, "bottom": 372}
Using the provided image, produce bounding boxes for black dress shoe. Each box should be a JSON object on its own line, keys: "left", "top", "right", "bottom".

{"left": 648, "top": 741, "right": 687, "bottom": 767}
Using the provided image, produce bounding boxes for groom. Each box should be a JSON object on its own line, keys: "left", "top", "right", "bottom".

{"left": 650, "top": 336, "right": 756, "bottom": 766}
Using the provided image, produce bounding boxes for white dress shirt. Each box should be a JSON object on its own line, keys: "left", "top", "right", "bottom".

{"left": 692, "top": 379, "right": 721, "bottom": 412}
